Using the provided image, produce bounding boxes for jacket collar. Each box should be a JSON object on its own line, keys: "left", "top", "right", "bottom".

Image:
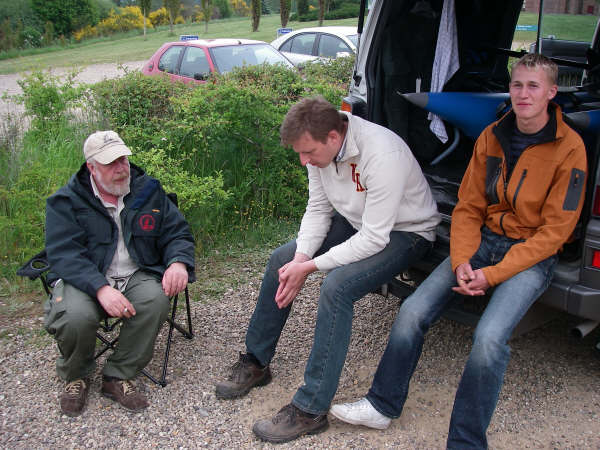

{"left": 493, "top": 102, "right": 563, "bottom": 156}
{"left": 336, "top": 112, "right": 360, "bottom": 162}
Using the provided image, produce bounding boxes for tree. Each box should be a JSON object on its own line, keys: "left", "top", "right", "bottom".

{"left": 251, "top": 0, "right": 260, "bottom": 31}
{"left": 200, "top": 0, "right": 212, "bottom": 32}
{"left": 280, "top": 0, "right": 290, "bottom": 27}
{"left": 163, "top": 0, "right": 180, "bottom": 35}
{"left": 31, "top": 0, "right": 98, "bottom": 37}
{"left": 138, "top": 0, "right": 151, "bottom": 40}
{"left": 318, "top": 0, "right": 324, "bottom": 26}
{"left": 214, "top": 0, "right": 231, "bottom": 18}
{"left": 297, "top": 0, "right": 309, "bottom": 16}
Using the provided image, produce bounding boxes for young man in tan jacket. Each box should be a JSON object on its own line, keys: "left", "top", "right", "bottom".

{"left": 331, "top": 54, "right": 587, "bottom": 449}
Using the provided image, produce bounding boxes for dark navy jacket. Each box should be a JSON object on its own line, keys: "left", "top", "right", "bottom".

{"left": 45, "top": 162, "right": 195, "bottom": 297}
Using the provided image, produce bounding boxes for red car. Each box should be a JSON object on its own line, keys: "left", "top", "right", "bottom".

{"left": 142, "top": 38, "right": 294, "bottom": 83}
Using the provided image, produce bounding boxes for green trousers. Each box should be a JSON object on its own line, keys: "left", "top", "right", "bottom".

{"left": 44, "top": 270, "right": 170, "bottom": 382}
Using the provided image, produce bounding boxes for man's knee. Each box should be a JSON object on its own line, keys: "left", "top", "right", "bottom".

{"left": 470, "top": 325, "right": 510, "bottom": 368}
{"left": 320, "top": 272, "right": 342, "bottom": 299}
{"left": 131, "top": 281, "right": 170, "bottom": 321}
{"left": 267, "top": 241, "right": 296, "bottom": 271}
{"left": 46, "top": 283, "right": 100, "bottom": 336}
{"left": 389, "top": 303, "right": 429, "bottom": 343}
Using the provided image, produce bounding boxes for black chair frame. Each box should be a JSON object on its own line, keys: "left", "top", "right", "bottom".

{"left": 17, "top": 250, "right": 193, "bottom": 387}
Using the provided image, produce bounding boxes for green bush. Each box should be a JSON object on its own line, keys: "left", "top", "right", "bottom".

{"left": 169, "top": 74, "right": 307, "bottom": 220}
{"left": 21, "top": 25, "right": 43, "bottom": 48}
{"left": 1, "top": 60, "right": 354, "bottom": 284}
{"left": 297, "top": 0, "right": 309, "bottom": 16}
{"left": 17, "top": 70, "right": 82, "bottom": 129}
{"left": 0, "top": 126, "right": 86, "bottom": 286}
{"left": 291, "top": 1, "right": 363, "bottom": 21}
{"left": 300, "top": 54, "right": 356, "bottom": 88}
{"left": 91, "top": 70, "right": 190, "bottom": 130}
{"left": 214, "top": 0, "right": 232, "bottom": 18}
{"left": 323, "top": 3, "right": 362, "bottom": 19}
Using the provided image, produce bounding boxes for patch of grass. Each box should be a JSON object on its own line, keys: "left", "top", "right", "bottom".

{"left": 0, "top": 291, "right": 44, "bottom": 328}
{"left": 192, "top": 218, "right": 297, "bottom": 303}
{"left": 515, "top": 12, "right": 598, "bottom": 44}
{"left": 0, "top": 15, "right": 359, "bottom": 75}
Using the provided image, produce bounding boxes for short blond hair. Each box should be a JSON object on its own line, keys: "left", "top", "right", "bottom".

{"left": 511, "top": 53, "right": 558, "bottom": 85}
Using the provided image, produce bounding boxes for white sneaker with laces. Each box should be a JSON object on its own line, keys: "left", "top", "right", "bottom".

{"left": 330, "top": 397, "right": 391, "bottom": 430}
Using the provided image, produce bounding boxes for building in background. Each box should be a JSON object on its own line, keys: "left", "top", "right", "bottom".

{"left": 523, "top": 0, "right": 597, "bottom": 15}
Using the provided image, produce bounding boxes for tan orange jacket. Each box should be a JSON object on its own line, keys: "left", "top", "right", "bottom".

{"left": 450, "top": 104, "right": 587, "bottom": 286}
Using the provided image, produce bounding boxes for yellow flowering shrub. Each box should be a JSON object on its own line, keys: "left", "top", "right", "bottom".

{"left": 149, "top": 7, "right": 185, "bottom": 27}
{"left": 73, "top": 6, "right": 151, "bottom": 42}
{"left": 149, "top": 7, "right": 170, "bottom": 26}
{"left": 229, "top": 0, "right": 250, "bottom": 16}
{"left": 96, "top": 6, "right": 148, "bottom": 35}
{"left": 73, "top": 24, "right": 98, "bottom": 42}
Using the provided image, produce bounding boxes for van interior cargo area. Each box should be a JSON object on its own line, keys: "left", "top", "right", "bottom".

{"left": 366, "top": 0, "right": 599, "bottom": 269}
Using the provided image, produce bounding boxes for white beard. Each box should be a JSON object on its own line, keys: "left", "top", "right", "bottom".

{"left": 94, "top": 163, "right": 131, "bottom": 197}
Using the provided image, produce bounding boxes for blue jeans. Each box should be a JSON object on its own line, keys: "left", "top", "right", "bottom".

{"left": 245, "top": 213, "right": 432, "bottom": 415}
{"left": 366, "top": 227, "right": 557, "bottom": 450}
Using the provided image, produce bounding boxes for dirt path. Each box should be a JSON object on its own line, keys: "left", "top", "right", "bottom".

{"left": 0, "top": 60, "right": 146, "bottom": 115}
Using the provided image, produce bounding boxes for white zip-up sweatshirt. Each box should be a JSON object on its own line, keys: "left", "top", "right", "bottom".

{"left": 296, "top": 113, "right": 441, "bottom": 272}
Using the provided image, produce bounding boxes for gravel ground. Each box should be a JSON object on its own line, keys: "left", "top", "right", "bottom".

{"left": 2, "top": 245, "right": 600, "bottom": 449}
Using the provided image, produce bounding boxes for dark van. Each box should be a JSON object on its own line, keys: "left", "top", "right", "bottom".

{"left": 343, "top": 0, "right": 600, "bottom": 339}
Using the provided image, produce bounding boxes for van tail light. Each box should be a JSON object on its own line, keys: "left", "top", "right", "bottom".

{"left": 341, "top": 96, "right": 367, "bottom": 118}
{"left": 592, "top": 249, "right": 600, "bottom": 268}
{"left": 594, "top": 185, "right": 600, "bottom": 216}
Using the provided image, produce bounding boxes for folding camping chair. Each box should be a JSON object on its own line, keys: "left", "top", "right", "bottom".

{"left": 17, "top": 194, "right": 194, "bottom": 387}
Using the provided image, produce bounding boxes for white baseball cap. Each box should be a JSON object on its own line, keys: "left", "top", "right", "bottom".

{"left": 83, "top": 130, "right": 132, "bottom": 165}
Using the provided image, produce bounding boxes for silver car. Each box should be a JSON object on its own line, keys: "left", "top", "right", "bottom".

{"left": 271, "top": 26, "right": 358, "bottom": 66}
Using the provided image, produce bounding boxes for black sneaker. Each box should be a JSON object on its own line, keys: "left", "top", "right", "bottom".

{"left": 252, "top": 403, "right": 329, "bottom": 443}
{"left": 215, "top": 352, "right": 272, "bottom": 399}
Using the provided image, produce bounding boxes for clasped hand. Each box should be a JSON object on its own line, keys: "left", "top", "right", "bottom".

{"left": 274, "top": 254, "right": 316, "bottom": 309}
{"left": 452, "top": 262, "right": 490, "bottom": 296}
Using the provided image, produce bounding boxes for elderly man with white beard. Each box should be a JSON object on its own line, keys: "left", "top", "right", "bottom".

{"left": 43, "top": 130, "right": 195, "bottom": 417}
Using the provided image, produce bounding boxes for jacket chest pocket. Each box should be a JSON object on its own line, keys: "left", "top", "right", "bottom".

{"left": 131, "top": 211, "right": 163, "bottom": 265}
{"left": 75, "top": 210, "right": 112, "bottom": 247}
{"left": 508, "top": 162, "right": 555, "bottom": 214}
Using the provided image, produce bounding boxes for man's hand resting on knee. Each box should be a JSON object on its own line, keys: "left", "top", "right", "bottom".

{"left": 97, "top": 285, "right": 136, "bottom": 318}
{"left": 162, "top": 262, "right": 188, "bottom": 297}
{"left": 275, "top": 253, "right": 317, "bottom": 309}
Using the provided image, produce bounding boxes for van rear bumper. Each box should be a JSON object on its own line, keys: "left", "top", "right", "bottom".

{"left": 538, "top": 279, "right": 600, "bottom": 321}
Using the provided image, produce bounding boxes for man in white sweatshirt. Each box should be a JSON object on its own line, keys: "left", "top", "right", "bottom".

{"left": 215, "top": 96, "right": 440, "bottom": 443}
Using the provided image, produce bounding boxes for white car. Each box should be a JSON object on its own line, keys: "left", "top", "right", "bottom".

{"left": 271, "top": 26, "right": 358, "bottom": 66}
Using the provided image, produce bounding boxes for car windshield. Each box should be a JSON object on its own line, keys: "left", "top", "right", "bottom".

{"left": 346, "top": 34, "right": 359, "bottom": 47}
{"left": 209, "top": 44, "right": 293, "bottom": 73}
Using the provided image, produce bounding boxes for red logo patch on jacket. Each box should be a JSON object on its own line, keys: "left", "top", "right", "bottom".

{"left": 350, "top": 163, "right": 366, "bottom": 192}
{"left": 139, "top": 214, "right": 156, "bottom": 231}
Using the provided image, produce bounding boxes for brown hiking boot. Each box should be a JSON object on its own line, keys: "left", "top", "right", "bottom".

{"left": 59, "top": 378, "right": 90, "bottom": 417}
{"left": 215, "top": 352, "right": 272, "bottom": 399}
{"left": 252, "top": 403, "right": 329, "bottom": 443}
{"left": 101, "top": 378, "right": 148, "bottom": 412}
